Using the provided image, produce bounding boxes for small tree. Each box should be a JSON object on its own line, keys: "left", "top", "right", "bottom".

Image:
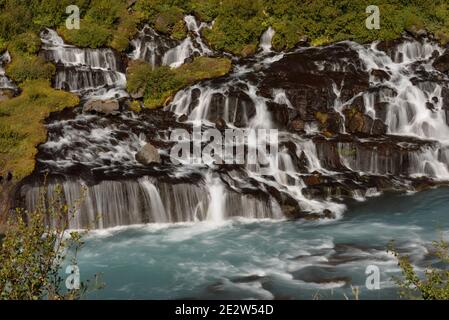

{"left": 0, "top": 185, "right": 102, "bottom": 300}
{"left": 389, "top": 239, "right": 449, "bottom": 300}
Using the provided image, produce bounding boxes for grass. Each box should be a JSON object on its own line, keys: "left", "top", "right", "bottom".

{"left": 0, "top": 80, "right": 79, "bottom": 181}
{"left": 127, "top": 56, "right": 232, "bottom": 109}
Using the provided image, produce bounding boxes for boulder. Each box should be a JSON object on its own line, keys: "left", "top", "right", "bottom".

{"left": 433, "top": 50, "right": 449, "bottom": 74}
{"left": 370, "top": 69, "right": 390, "bottom": 82}
{"left": 83, "top": 99, "right": 120, "bottom": 115}
{"left": 215, "top": 117, "right": 227, "bottom": 131}
{"left": 135, "top": 143, "right": 161, "bottom": 165}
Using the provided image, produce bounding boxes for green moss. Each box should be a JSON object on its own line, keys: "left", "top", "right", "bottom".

{"left": 58, "top": 20, "right": 113, "bottom": 49}
{"left": 127, "top": 57, "right": 232, "bottom": 109}
{"left": 7, "top": 32, "right": 41, "bottom": 55}
{"left": 186, "top": 0, "right": 219, "bottom": 22}
{"left": 126, "top": 60, "right": 154, "bottom": 96}
{"left": 6, "top": 53, "right": 55, "bottom": 84}
{"left": 57, "top": 0, "right": 141, "bottom": 51}
{"left": 315, "top": 112, "right": 328, "bottom": 125}
{"left": 154, "top": 8, "right": 184, "bottom": 33}
{"left": 0, "top": 80, "right": 79, "bottom": 180}
{"left": 128, "top": 100, "right": 142, "bottom": 113}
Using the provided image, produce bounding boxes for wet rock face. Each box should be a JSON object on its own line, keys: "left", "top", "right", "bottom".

{"left": 433, "top": 50, "right": 449, "bottom": 74}
{"left": 260, "top": 43, "right": 369, "bottom": 124}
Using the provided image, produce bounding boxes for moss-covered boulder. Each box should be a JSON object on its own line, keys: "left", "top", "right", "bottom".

{"left": 127, "top": 56, "right": 232, "bottom": 109}
{"left": 0, "top": 80, "right": 79, "bottom": 180}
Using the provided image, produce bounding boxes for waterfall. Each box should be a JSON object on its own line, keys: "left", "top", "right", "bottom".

{"left": 40, "top": 28, "right": 128, "bottom": 100}
{"left": 0, "top": 51, "right": 15, "bottom": 90}
{"left": 129, "top": 15, "right": 213, "bottom": 69}
{"left": 18, "top": 23, "right": 449, "bottom": 229}
{"left": 259, "top": 27, "right": 275, "bottom": 53}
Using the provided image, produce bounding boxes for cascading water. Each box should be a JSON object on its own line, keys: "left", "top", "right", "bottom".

{"left": 0, "top": 51, "right": 15, "bottom": 91}
{"left": 129, "top": 15, "right": 213, "bottom": 68}
{"left": 40, "top": 29, "right": 127, "bottom": 100}
{"left": 18, "top": 24, "right": 449, "bottom": 230}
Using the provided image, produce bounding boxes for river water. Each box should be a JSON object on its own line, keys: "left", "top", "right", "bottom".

{"left": 73, "top": 187, "right": 449, "bottom": 300}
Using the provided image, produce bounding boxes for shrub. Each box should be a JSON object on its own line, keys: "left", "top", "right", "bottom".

{"left": 390, "top": 239, "right": 449, "bottom": 300}
{"left": 6, "top": 54, "right": 55, "bottom": 84}
{"left": 0, "top": 186, "right": 103, "bottom": 300}
{"left": 126, "top": 59, "right": 154, "bottom": 96}
{"left": 8, "top": 32, "right": 41, "bottom": 55}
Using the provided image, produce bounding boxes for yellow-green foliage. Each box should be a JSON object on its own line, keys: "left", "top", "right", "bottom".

{"left": 5, "top": 54, "right": 55, "bottom": 84}
{"left": 4, "top": 31, "right": 56, "bottom": 84}
{"left": 134, "top": 1, "right": 187, "bottom": 40}
{"left": 390, "top": 239, "right": 449, "bottom": 300}
{"left": 128, "top": 57, "right": 232, "bottom": 109}
{"left": 0, "top": 80, "right": 79, "bottom": 180}
{"left": 134, "top": 0, "right": 449, "bottom": 53}
{"left": 126, "top": 60, "right": 154, "bottom": 97}
{"left": 58, "top": 0, "right": 142, "bottom": 51}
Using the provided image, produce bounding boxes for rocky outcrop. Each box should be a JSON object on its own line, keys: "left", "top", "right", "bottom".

{"left": 433, "top": 50, "right": 449, "bottom": 74}
{"left": 135, "top": 143, "right": 161, "bottom": 165}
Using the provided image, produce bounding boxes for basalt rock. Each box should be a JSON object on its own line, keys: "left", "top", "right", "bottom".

{"left": 433, "top": 50, "right": 449, "bottom": 74}
{"left": 260, "top": 43, "right": 369, "bottom": 117}
{"left": 370, "top": 69, "right": 390, "bottom": 82}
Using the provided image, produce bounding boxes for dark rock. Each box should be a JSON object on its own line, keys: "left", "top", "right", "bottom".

{"left": 289, "top": 118, "right": 305, "bottom": 132}
{"left": 215, "top": 117, "right": 227, "bottom": 131}
{"left": 433, "top": 50, "right": 449, "bottom": 74}
{"left": 178, "top": 114, "right": 188, "bottom": 122}
{"left": 426, "top": 101, "right": 436, "bottom": 112}
{"left": 370, "top": 69, "right": 390, "bottom": 82}
{"left": 135, "top": 143, "right": 161, "bottom": 165}
{"left": 304, "top": 174, "right": 321, "bottom": 186}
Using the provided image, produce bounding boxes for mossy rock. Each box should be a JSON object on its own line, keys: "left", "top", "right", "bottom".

{"left": 6, "top": 53, "right": 55, "bottom": 84}
{"left": 154, "top": 8, "right": 187, "bottom": 40}
{"left": 0, "top": 80, "right": 79, "bottom": 180}
{"left": 131, "top": 56, "right": 232, "bottom": 109}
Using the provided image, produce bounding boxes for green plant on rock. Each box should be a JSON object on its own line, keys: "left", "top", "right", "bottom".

{"left": 127, "top": 57, "right": 232, "bottom": 109}
{"left": 389, "top": 239, "right": 449, "bottom": 300}
{"left": 5, "top": 54, "right": 55, "bottom": 84}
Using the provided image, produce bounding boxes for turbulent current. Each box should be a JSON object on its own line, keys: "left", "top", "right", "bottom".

{"left": 4, "top": 19, "right": 449, "bottom": 298}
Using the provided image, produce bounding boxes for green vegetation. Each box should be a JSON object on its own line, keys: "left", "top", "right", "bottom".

{"left": 58, "top": 0, "right": 143, "bottom": 51}
{"left": 0, "top": 80, "right": 79, "bottom": 180}
{"left": 390, "top": 239, "right": 449, "bottom": 300}
{"left": 0, "top": 187, "right": 102, "bottom": 300}
{"left": 127, "top": 56, "right": 232, "bottom": 109}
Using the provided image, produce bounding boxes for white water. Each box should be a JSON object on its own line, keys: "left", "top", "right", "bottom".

{"left": 24, "top": 25, "right": 449, "bottom": 229}
{"left": 40, "top": 29, "right": 127, "bottom": 100}
{"left": 129, "top": 15, "right": 213, "bottom": 69}
{"left": 353, "top": 39, "right": 449, "bottom": 179}
{"left": 259, "top": 27, "right": 275, "bottom": 53}
{"left": 0, "top": 51, "right": 15, "bottom": 90}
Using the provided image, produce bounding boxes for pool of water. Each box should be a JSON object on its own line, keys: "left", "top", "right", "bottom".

{"left": 73, "top": 188, "right": 449, "bottom": 300}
